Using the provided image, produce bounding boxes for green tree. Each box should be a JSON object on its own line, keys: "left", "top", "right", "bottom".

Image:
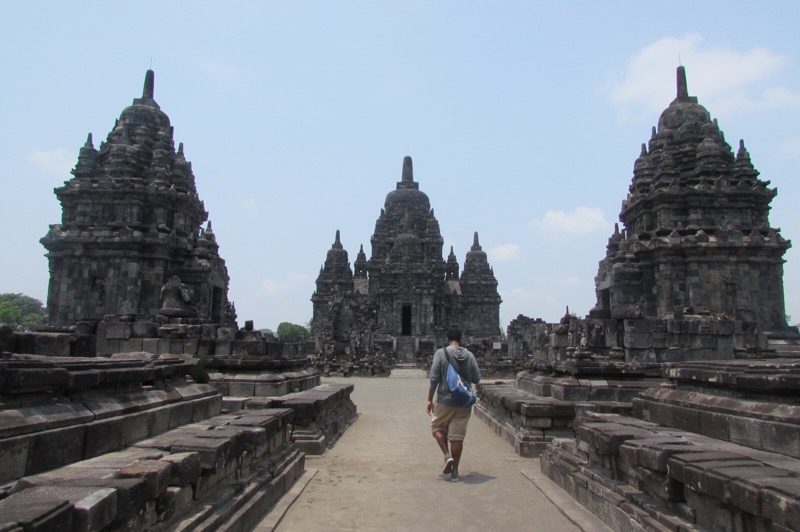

{"left": 276, "top": 322, "right": 311, "bottom": 342}
{"left": 0, "top": 293, "right": 46, "bottom": 330}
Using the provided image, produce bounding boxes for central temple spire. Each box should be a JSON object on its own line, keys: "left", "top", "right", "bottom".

{"left": 142, "top": 70, "right": 155, "bottom": 99}
{"left": 402, "top": 156, "right": 413, "bottom": 182}
{"left": 676, "top": 65, "right": 688, "bottom": 99}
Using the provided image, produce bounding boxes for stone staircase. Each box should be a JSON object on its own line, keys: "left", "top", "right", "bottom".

{"left": 395, "top": 336, "right": 416, "bottom": 363}
{"left": 765, "top": 328, "right": 800, "bottom": 358}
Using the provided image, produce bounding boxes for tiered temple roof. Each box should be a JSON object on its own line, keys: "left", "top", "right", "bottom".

{"left": 41, "top": 70, "right": 232, "bottom": 326}
{"left": 311, "top": 156, "right": 501, "bottom": 358}
{"left": 593, "top": 66, "right": 791, "bottom": 329}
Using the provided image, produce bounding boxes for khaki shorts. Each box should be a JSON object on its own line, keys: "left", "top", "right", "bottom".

{"left": 430, "top": 403, "right": 472, "bottom": 442}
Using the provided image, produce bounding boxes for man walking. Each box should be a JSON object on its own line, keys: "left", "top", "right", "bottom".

{"left": 426, "top": 327, "right": 481, "bottom": 481}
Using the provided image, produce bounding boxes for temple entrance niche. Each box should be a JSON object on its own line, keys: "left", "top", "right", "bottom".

{"left": 402, "top": 305, "right": 412, "bottom": 336}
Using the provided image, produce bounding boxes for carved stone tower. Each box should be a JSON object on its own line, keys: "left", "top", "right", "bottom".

{"left": 593, "top": 66, "right": 791, "bottom": 330}
{"left": 311, "top": 156, "right": 502, "bottom": 359}
{"left": 41, "top": 71, "right": 232, "bottom": 326}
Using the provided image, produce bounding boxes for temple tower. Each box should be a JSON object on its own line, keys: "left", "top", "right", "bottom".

{"left": 593, "top": 66, "right": 791, "bottom": 330}
{"left": 311, "top": 156, "right": 502, "bottom": 359}
{"left": 41, "top": 71, "right": 232, "bottom": 326}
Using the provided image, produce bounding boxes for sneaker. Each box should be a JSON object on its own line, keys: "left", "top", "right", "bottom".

{"left": 442, "top": 456, "right": 455, "bottom": 475}
{"left": 450, "top": 472, "right": 460, "bottom": 482}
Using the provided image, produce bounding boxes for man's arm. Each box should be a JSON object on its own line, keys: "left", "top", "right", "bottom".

{"left": 426, "top": 350, "right": 442, "bottom": 415}
{"left": 426, "top": 386, "right": 436, "bottom": 415}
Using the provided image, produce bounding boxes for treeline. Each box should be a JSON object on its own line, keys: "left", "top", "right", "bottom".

{"left": 0, "top": 293, "right": 45, "bottom": 330}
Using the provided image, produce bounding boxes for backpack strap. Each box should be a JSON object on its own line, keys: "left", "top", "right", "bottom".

{"left": 444, "top": 346, "right": 466, "bottom": 380}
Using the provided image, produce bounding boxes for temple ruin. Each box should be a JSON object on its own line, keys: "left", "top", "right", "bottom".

{"left": 311, "top": 156, "right": 503, "bottom": 365}
{"left": 1, "top": 63, "right": 799, "bottom": 531}
{"left": 476, "top": 67, "right": 800, "bottom": 531}
{"left": 41, "top": 70, "right": 233, "bottom": 327}
{"left": 592, "top": 66, "right": 790, "bottom": 331}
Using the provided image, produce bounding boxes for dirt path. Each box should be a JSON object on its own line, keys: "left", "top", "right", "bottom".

{"left": 263, "top": 369, "right": 601, "bottom": 531}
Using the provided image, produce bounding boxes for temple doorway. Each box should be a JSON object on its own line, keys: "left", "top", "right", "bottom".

{"left": 402, "top": 305, "right": 412, "bottom": 335}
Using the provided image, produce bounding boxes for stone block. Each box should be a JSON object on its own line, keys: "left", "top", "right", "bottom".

{"left": 168, "top": 402, "right": 194, "bottom": 429}
{"left": 231, "top": 341, "right": 266, "bottom": 357}
{"left": 66, "top": 370, "right": 102, "bottom": 389}
{"left": 2, "top": 368, "right": 69, "bottom": 394}
{"left": 159, "top": 452, "right": 202, "bottom": 486}
{"left": 26, "top": 425, "right": 86, "bottom": 475}
{"left": 0, "top": 434, "right": 29, "bottom": 483}
{"left": 697, "top": 411, "right": 731, "bottom": 441}
{"left": 171, "top": 437, "right": 231, "bottom": 471}
{"left": 105, "top": 323, "right": 132, "bottom": 340}
{"left": 147, "top": 405, "right": 172, "bottom": 436}
{"left": 760, "top": 420, "right": 800, "bottom": 458}
{"left": 183, "top": 339, "right": 199, "bottom": 355}
{"left": 33, "top": 404, "right": 95, "bottom": 430}
{"left": 157, "top": 339, "right": 170, "bottom": 355}
{"left": 192, "top": 395, "right": 222, "bottom": 422}
{"left": 132, "top": 321, "right": 159, "bottom": 338}
{"left": 142, "top": 338, "right": 159, "bottom": 354}
{"left": 121, "top": 411, "right": 152, "bottom": 446}
{"left": 168, "top": 339, "right": 185, "bottom": 354}
{"left": 0, "top": 492, "right": 73, "bottom": 532}
{"left": 761, "top": 480, "right": 800, "bottom": 528}
{"left": 119, "top": 338, "right": 144, "bottom": 352}
{"left": 118, "top": 460, "right": 173, "bottom": 498}
{"left": 229, "top": 381, "right": 256, "bottom": 397}
{"left": 84, "top": 417, "right": 125, "bottom": 458}
{"left": 20, "top": 486, "right": 117, "bottom": 532}
{"left": 0, "top": 409, "right": 47, "bottom": 439}
{"left": 73, "top": 487, "right": 117, "bottom": 532}
{"left": 728, "top": 416, "right": 763, "bottom": 450}
{"left": 157, "top": 485, "right": 193, "bottom": 523}
{"left": 79, "top": 395, "right": 124, "bottom": 420}
{"left": 34, "top": 334, "right": 73, "bottom": 357}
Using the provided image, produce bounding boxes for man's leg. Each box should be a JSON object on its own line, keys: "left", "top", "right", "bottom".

{"left": 450, "top": 439, "right": 463, "bottom": 477}
{"left": 433, "top": 429, "right": 450, "bottom": 457}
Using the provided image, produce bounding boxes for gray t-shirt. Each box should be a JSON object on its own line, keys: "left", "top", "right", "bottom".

{"left": 429, "top": 345, "right": 481, "bottom": 407}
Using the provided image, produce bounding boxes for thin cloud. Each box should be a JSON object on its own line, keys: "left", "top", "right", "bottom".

{"left": 606, "top": 34, "right": 798, "bottom": 120}
{"left": 489, "top": 243, "right": 520, "bottom": 263}
{"left": 559, "top": 276, "right": 582, "bottom": 287}
{"left": 258, "top": 273, "right": 310, "bottom": 297}
{"left": 530, "top": 206, "right": 611, "bottom": 237}
{"left": 241, "top": 197, "right": 257, "bottom": 211}
{"left": 28, "top": 148, "right": 73, "bottom": 176}
{"left": 258, "top": 278, "right": 290, "bottom": 296}
{"left": 779, "top": 137, "right": 800, "bottom": 159}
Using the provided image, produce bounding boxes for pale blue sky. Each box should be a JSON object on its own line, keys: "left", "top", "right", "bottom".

{"left": 2, "top": 2, "right": 799, "bottom": 331}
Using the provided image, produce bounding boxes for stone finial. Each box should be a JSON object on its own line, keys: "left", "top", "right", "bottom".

{"left": 178, "top": 142, "right": 184, "bottom": 155}
{"left": 143, "top": 69, "right": 155, "bottom": 99}
{"left": 402, "top": 156, "right": 413, "bottom": 182}
{"left": 651, "top": 126, "right": 657, "bottom": 139}
{"left": 472, "top": 232, "right": 481, "bottom": 250}
{"left": 677, "top": 66, "right": 689, "bottom": 98}
{"left": 640, "top": 143, "right": 647, "bottom": 157}
{"left": 614, "top": 223, "right": 620, "bottom": 235}
{"left": 85, "top": 133, "right": 94, "bottom": 148}
{"left": 333, "top": 229, "right": 343, "bottom": 249}
{"left": 737, "top": 139, "right": 749, "bottom": 158}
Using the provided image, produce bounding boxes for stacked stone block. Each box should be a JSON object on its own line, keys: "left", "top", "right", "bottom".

{"left": 221, "top": 383, "right": 358, "bottom": 455}
{"left": 540, "top": 359, "right": 800, "bottom": 531}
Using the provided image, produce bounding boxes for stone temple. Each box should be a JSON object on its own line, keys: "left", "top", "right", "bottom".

{"left": 41, "top": 70, "right": 233, "bottom": 326}
{"left": 311, "top": 156, "right": 502, "bottom": 362}
{"left": 592, "top": 66, "right": 791, "bottom": 331}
